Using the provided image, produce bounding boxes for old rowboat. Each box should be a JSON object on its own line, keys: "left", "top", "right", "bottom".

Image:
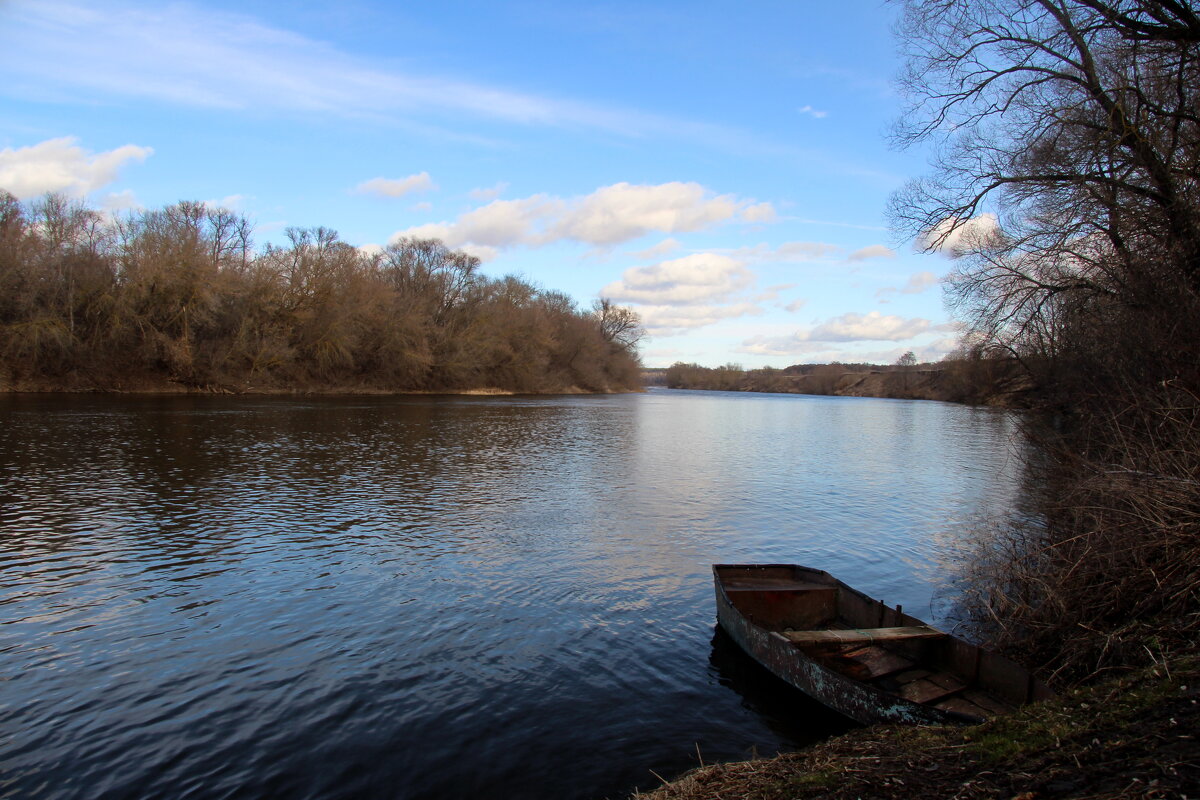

{"left": 713, "top": 563, "right": 1053, "bottom": 725}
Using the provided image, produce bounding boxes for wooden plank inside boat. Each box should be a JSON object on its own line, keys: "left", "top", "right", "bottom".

{"left": 819, "top": 644, "right": 915, "bottom": 681}
{"left": 782, "top": 625, "right": 946, "bottom": 645}
{"left": 897, "top": 672, "right": 966, "bottom": 705}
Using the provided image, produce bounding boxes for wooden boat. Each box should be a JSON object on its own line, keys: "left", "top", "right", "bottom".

{"left": 713, "top": 564, "right": 1054, "bottom": 725}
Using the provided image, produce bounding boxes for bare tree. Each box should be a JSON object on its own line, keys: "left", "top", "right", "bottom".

{"left": 892, "top": 1, "right": 1200, "bottom": 675}
{"left": 891, "top": 0, "right": 1200, "bottom": 376}
{"left": 591, "top": 298, "right": 645, "bottom": 353}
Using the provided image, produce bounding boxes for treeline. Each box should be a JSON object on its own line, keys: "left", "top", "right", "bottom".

{"left": 0, "top": 192, "right": 642, "bottom": 393}
{"left": 893, "top": 0, "right": 1200, "bottom": 680}
{"left": 663, "top": 354, "right": 1028, "bottom": 405}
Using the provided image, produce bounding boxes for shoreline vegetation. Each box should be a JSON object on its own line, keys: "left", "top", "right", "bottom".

{"left": 0, "top": 193, "right": 644, "bottom": 396}
{"left": 645, "top": 356, "right": 1031, "bottom": 407}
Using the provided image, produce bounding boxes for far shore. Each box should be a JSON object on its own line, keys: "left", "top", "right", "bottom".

{"left": 643, "top": 363, "right": 1032, "bottom": 408}
{"left": 0, "top": 381, "right": 642, "bottom": 397}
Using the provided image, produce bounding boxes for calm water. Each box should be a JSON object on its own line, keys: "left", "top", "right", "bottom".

{"left": 0, "top": 389, "right": 1024, "bottom": 800}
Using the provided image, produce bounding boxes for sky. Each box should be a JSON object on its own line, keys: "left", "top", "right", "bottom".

{"left": 0, "top": 0, "right": 966, "bottom": 368}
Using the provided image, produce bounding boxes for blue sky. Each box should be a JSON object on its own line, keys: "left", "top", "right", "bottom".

{"left": 0, "top": 0, "right": 964, "bottom": 368}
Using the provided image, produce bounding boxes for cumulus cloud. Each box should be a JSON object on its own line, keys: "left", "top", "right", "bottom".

{"left": 391, "top": 181, "right": 769, "bottom": 252}
{"left": 595, "top": 248, "right": 776, "bottom": 336}
{"left": 0, "top": 137, "right": 152, "bottom": 199}
{"left": 737, "top": 337, "right": 828, "bottom": 358}
{"left": 755, "top": 282, "right": 796, "bottom": 303}
{"left": 732, "top": 240, "right": 840, "bottom": 263}
{"left": 739, "top": 310, "right": 934, "bottom": 355}
{"left": 636, "top": 302, "right": 764, "bottom": 337}
{"left": 205, "top": 194, "right": 246, "bottom": 210}
{"left": 851, "top": 340, "right": 959, "bottom": 363}
{"left": 549, "top": 182, "right": 751, "bottom": 246}
{"left": 807, "top": 311, "right": 931, "bottom": 342}
{"left": 847, "top": 244, "right": 895, "bottom": 261}
{"left": 876, "top": 270, "right": 940, "bottom": 298}
{"left": 101, "top": 189, "right": 141, "bottom": 213}
{"left": 469, "top": 182, "right": 508, "bottom": 201}
{"left": 459, "top": 244, "right": 500, "bottom": 262}
{"left": 742, "top": 202, "right": 777, "bottom": 223}
{"left": 601, "top": 254, "right": 754, "bottom": 305}
{"left": 629, "top": 237, "right": 682, "bottom": 260}
{"left": 642, "top": 347, "right": 685, "bottom": 362}
{"left": 354, "top": 172, "right": 436, "bottom": 198}
{"left": 784, "top": 298, "right": 808, "bottom": 313}
{"left": 919, "top": 214, "right": 1001, "bottom": 256}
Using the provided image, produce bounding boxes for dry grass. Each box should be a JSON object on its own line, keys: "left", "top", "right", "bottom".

{"left": 638, "top": 655, "right": 1199, "bottom": 800}
{"left": 956, "top": 381, "right": 1200, "bottom": 683}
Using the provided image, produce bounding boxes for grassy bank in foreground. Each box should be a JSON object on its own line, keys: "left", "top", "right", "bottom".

{"left": 641, "top": 654, "right": 1198, "bottom": 800}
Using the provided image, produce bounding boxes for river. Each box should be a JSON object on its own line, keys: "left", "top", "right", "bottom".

{"left": 0, "top": 389, "right": 1024, "bottom": 799}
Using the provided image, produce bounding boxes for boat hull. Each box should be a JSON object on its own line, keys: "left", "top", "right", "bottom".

{"left": 714, "top": 571, "right": 958, "bottom": 725}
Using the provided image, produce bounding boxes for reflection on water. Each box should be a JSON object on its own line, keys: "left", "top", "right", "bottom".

{"left": 0, "top": 389, "right": 1023, "bottom": 799}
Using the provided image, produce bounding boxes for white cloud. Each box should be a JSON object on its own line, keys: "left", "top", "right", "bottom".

{"left": 629, "top": 237, "right": 682, "bottom": 260}
{"left": 737, "top": 337, "right": 828, "bottom": 358}
{"left": 101, "top": 189, "right": 141, "bottom": 213}
{"left": 755, "top": 282, "right": 795, "bottom": 303}
{"left": 798, "top": 105, "right": 829, "bottom": 119}
{"left": 391, "top": 181, "right": 767, "bottom": 252}
{"left": 847, "top": 244, "right": 895, "bottom": 261}
{"left": 853, "top": 340, "right": 958, "bottom": 363}
{"left": 354, "top": 173, "right": 435, "bottom": 198}
{"left": 784, "top": 298, "right": 808, "bottom": 313}
{"left": 736, "top": 334, "right": 958, "bottom": 364}
{"left": 742, "top": 202, "right": 777, "bottom": 223}
{"left": 807, "top": 311, "right": 931, "bottom": 342}
{"left": 2, "top": 0, "right": 767, "bottom": 151}
{"left": 549, "top": 182, "right": 749, "bottom": 246}
{"left": 601, "top": 253, "right": 754, "bottom": 305}
{"left": 205, "top": 194, "right": 246, "bottom": 210}
{"left": 876, "top": 270, "right": 940, "bottom": 298}
{"left": 732, "top": 240, "right": 841, "bottom": 263}
{"left": 410, "top": 201, "right": 433, "bottom": 212}
{"left": 919, "top": 214, "right": 1001, "bottom": 256}
{"left": 741, "top": 311, "right": 933, "bottom": 355}
{"left": 397, "top": 222, "right": 455, "bottom": 242}
{"left": 0, "top": 136, "right": 152, "bottom": 199}
{"left": 459, "top": 244, "right": 500, "bottom": 262}
{"left": 637, "top": 302, "right": 764, "bottom": 337}
{"left": 469, "top": 182, "right": 509, "bottom": 201}
{"left": 642, "top": 347, "right": 685, "bottom": 361}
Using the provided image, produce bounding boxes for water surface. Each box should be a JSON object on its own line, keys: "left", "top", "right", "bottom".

{"left": 0, "top": 389, "right": 1023, "bottom": 799}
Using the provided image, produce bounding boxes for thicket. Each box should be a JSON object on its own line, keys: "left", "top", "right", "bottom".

{"left": 665, "top": 362, "right": 904, "bottom": 392}
{"left": 662, "top": 357, "right": 1029, "bottom": 403}
{"left": 0, "top": 193, "right": 642, "bottom": 394}
{"left": 892, "top": 0, "right": 1200, "bottom": 681}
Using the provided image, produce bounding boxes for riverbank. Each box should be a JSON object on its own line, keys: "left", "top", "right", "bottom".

{"left": 642, "top": 653, "right": 1198, "bottom": 799}
{"left": 0, "top": 376, "right": 639, "bottom": 395}
{"left": 647, "top": 359, "right": 1033, "bottom": 407}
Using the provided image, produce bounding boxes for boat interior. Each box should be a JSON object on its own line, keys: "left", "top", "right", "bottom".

{"left": 716, "top": 564, "right": 1049, "bottom": 721}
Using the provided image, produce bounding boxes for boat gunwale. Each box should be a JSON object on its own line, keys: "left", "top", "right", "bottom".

{"left": 712, "top": 563, "right": 1044, "bottom": 726}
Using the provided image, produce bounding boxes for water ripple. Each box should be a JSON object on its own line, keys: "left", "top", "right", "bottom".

{"left": 0, "top": 391, "right": 1024, "bottom": 799}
